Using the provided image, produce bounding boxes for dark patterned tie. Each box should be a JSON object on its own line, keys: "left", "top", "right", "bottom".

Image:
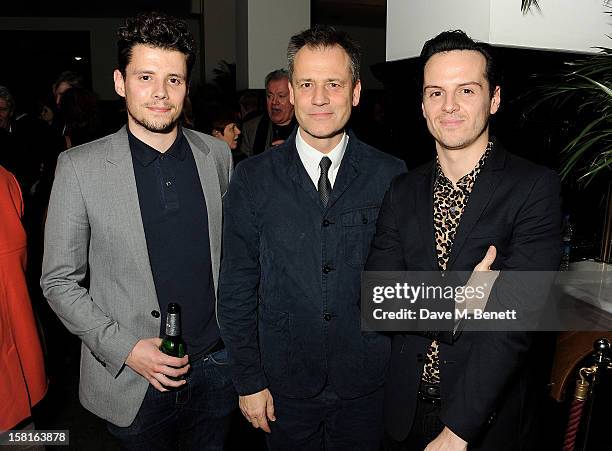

{"left": 318, "top": 157, "right": 332, "bottom": 207}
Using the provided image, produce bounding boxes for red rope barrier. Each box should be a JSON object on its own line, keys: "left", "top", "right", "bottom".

{"left": 562, "top": 397, "right": 586, "bottom": 451}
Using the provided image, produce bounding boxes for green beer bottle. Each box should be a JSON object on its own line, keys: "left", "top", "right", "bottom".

{"left": 160, "top": 303, "right": 186, "bottom": 381}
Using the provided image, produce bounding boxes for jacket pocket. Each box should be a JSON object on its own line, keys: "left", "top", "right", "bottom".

{"left": 258, "top": 304, "right": 291, "bottom": 381}
{"left": 341, "top": 206, "right": 379, "bottom": 268}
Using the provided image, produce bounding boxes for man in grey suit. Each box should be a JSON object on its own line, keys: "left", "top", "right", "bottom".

{"left": 41, "top": 12, "right": 236, "bottom": 450}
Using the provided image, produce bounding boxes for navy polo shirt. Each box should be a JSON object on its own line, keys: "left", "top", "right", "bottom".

{"left": 128, "top": 127, "right": 218, "bottom": 357}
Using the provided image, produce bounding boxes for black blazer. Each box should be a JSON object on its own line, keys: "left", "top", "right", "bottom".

{"left": 218, "top": 130, "right": 407, "bottom": 399}
{"left": 365, "top": 140, "right": 561, "bottom": 449}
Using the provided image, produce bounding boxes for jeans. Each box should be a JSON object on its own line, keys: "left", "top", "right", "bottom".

{"left": 266, "top": 384, "right": 384, "bottom": 451}
{"left": 107, "top": 348, "right": 237, "bottom": 451}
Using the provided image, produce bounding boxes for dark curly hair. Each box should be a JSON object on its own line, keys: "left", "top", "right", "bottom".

{"left": 420, "top": 30, "right": 501, "bottom": 98}
{"left": 287, "top": 25, "right": 361, "bottom": 86}
{"left": 117, "top": 11, "right": 196, "bottom": 80}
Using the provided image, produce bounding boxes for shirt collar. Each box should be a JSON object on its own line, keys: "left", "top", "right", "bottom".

{"left": 435, "top": 141, "right": 493, "bottom": 188}
{"left": 295, "top": 127, "right": 348, "bottom": 177}
{"left": 127, "top": 126, "right": 187, "bottom": 167}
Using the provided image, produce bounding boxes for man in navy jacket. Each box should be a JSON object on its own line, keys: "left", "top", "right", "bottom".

{"left": 218, "top": 25, "right": 406, "bottom": 450}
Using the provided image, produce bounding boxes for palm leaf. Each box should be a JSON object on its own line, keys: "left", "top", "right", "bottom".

{"left": 526, "top": 41, "right": 612, "bottom": 184}
{"left": 521, "top": 0, "right": 541, "bottom": 14}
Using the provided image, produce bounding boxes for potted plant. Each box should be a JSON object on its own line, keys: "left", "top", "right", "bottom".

{"left": 523, "top": 0, "right": 611, "bottom": 262}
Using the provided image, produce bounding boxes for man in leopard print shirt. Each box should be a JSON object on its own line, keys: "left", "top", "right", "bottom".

{"left": 366, "top": 30, "right": 560, "bottom": 450}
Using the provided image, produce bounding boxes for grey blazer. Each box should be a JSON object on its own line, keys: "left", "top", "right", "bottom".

{"left": 238, "top": 114, "right": 272, "bottom": 157}
{"left": 41, "top": 126, "right": 232, "bottom": 426}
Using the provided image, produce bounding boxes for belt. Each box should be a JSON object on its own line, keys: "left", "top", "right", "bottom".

{"left": 190, "top": 338, "right": 225, "bottom": 363}
{"left": 207, "top": 338, "right": 225, "bottom": 355}
{"left": 419, "top": 382, "right": 441, "bottom": 403}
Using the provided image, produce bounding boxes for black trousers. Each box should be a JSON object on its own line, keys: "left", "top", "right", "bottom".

{"left": 383, "top": 396, "right": 444, "bottom": 451}
{"left": 265, "top": 384, "right": 384, "bottom": 451}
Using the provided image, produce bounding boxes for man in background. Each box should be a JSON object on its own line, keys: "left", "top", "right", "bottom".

{"left": 52, "top": 71, "right": 83, "bottom": 107}
{"left": 239, "top": 69, "right": 297, "bottom": 157}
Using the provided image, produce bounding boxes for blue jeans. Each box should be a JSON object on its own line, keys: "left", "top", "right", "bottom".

{"left": 107, "top": 348, "right": 237, "bottom": 451}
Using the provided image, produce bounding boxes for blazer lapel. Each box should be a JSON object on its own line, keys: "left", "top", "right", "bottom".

{"left": 183, "top": 130, "right": 222, "bottom": 294}
{"left": 285, "top": 133, "right": 325, "bottom": 210}
{"left": 105, "top": 127, "right": 158, "bottom": 306}
{"left": 285, "top": 130, "right": 361, "bottom": 211}
{"left": 447, "top": 143, "right": 507, "bottom": 269}
{"left": 415, "top": 164, "right": 439, "bottom": 270}
{"left": 326, "top": 134, "right": 360, "bottom": 210}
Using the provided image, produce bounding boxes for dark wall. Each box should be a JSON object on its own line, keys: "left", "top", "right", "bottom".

{"left": 371, "top": 47, "right": 610, "bottom": 260}
{"left": 0, "top": 30, "right": 91, "bottom": 113}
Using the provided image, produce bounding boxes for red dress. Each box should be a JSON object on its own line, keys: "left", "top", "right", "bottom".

{"left": 0, "top": 165, "right": 47, "bottom": 431}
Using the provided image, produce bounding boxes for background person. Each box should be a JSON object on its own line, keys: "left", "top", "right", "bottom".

{"left": 238, "top": 69, "right": 297, "bottom": 157}
{"left": 0, "top": 164, "right": 47, "bottom": 435}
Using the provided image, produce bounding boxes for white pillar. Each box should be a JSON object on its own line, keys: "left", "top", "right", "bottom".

{"left": 236, "top": 0, "right": 310, "bottom": 90}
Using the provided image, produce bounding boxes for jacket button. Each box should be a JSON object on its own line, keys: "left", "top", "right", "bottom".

{"left": 151, "top": 310, "right": 160, "bottom": 318}
{"left": 322, "top": 219, "right": 331, "bottom": 227}
{"left": 416, "top": 353, "right": 424, "bottom": 362}
{"left": 323, "top": 313, "right": 332, "bottom": 321}
{"left": 323, "top": 265, "right": 333, "bottom": 274}
{"left": 487, "top": 411, "right": 497, "bottom": 425}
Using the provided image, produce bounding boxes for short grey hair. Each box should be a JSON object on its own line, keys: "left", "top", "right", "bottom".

{"left": 264, "top": 69, "right": 289, "bottom": 91}
{"left": 287, "top": 25, "right": 361, "bottom": 86}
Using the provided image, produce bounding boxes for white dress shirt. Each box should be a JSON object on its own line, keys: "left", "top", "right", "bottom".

{"left": 295, "top": 127, "right": 349, "bottom": 189}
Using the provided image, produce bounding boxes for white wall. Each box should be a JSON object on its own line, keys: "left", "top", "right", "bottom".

{"left": 386, "top": 0, "right": 491, "bottom": 61}
{"left": 489, "top": 0, "right": 611, "bottom": 53}
{"left": 236, "top": 0, "right": 310, "bottom": 89}
{"left": 0, "top": 16, "right": 201, "bottom": 100}
{"left": 387, "top": 0, "right": 611, "bottom": 61}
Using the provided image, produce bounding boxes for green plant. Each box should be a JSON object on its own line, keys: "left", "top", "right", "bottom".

{"left": 558, "top": 49, "right": 611, "bottom": 182}
{"left": 527, "top": 43, "right": 611, "bottom": 183}
{"left": 519, "top": 1, "right": 611, "bottom": 184}
{"left": 212, "top": 60, "right": 237, "bottom": 95}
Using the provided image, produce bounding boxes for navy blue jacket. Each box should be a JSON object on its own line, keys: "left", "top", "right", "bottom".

{"left": 218, "top": 130, "right": 407, "bottom": 398}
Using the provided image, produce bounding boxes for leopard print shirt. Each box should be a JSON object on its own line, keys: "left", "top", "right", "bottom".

{"left": 421, "top": 143, "right": 492, "bottom": 384}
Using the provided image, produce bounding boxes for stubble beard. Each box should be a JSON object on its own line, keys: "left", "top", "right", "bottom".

{"left": 128, "top": 103, "right": 180, "bottom": 135}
